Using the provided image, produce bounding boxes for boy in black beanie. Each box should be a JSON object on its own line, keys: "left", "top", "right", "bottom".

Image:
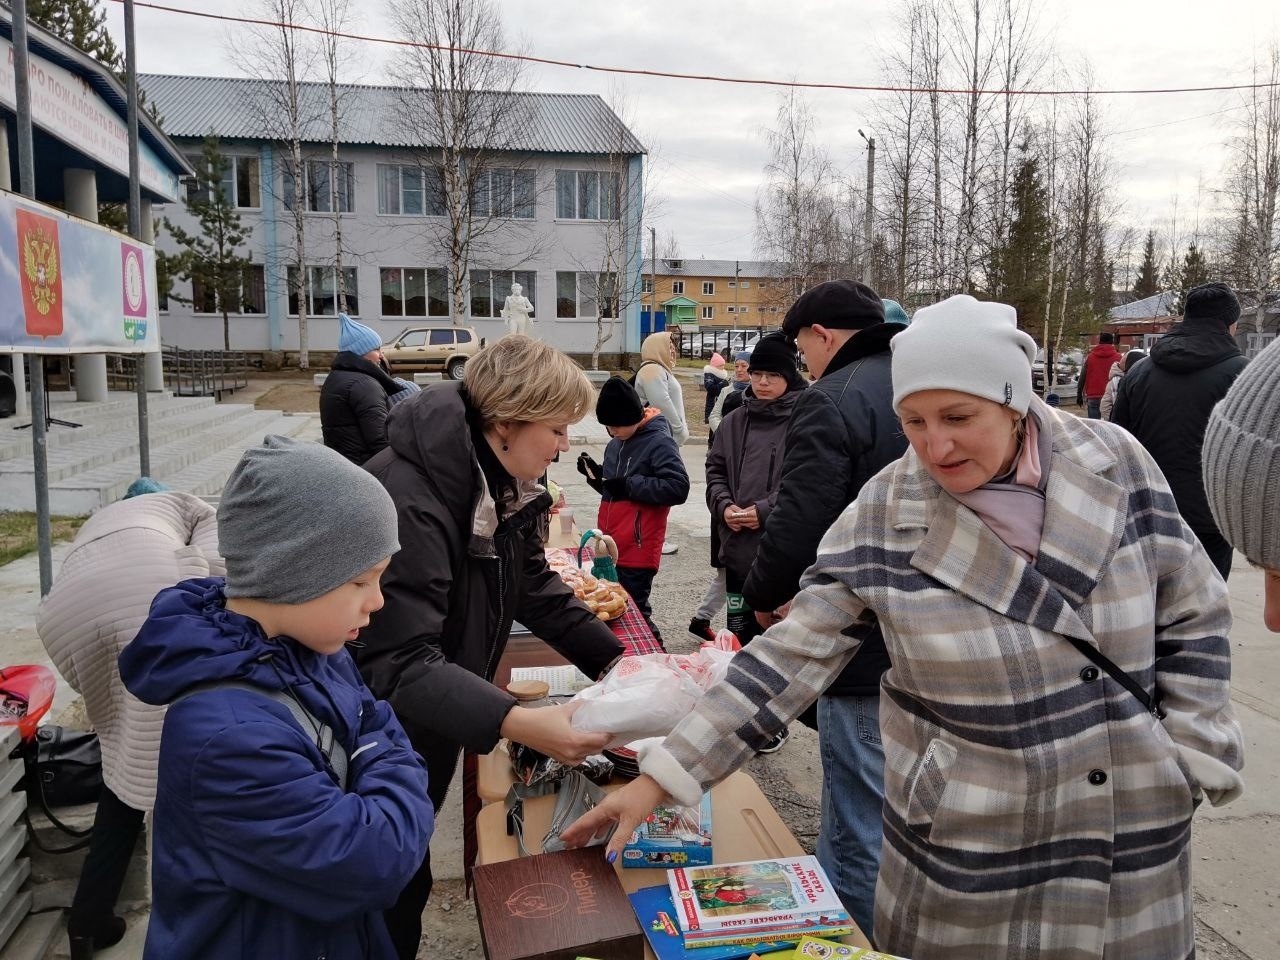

{"left": 577, "top": 378, "right": 690, "bottom": 641}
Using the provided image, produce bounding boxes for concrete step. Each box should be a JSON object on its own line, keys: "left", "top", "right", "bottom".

{"left": 0, "top": 394, "right": 211, "bottom": 461}
{"left": 154, "top": 413, "right": 315, "bottom": 502}
{"left": 0, "top": 403, "right": 259, "bottom": 491}
{"left": 42, "top": 411, "right": 315, "bottom": 515}
{"left": 0, "top": 896, "right": 46, "bottom": 960}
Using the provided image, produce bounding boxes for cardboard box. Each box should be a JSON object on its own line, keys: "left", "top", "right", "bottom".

{"left": 473, "top": 846, "right": 644, "bottom": 960}
{"left": 621, "top": 793, "right": 713, "bottom": 868}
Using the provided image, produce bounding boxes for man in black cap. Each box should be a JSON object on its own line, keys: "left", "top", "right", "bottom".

{"left": 1113, "top": 282, "right": 1247, "bottom": 579}
{"left": 739, "top": 279, "right": 907, "bottom": 938}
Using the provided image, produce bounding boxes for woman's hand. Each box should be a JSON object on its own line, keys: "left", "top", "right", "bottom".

{"left": 737, "top": 505, "right": 760, "bottom": 530}
{"left": 499, "top": 701, "right": 611, "bottom": 766}
{"left": 559, "top": 774, "right": 670, "bottom": 861}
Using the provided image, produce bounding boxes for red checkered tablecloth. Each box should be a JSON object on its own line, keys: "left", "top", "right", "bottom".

{"left": 544, "top": 547, "right": 663, "bottom": 656}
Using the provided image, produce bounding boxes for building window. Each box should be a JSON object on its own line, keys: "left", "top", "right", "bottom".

{"left": 726, "top": 306, "right": 735, "bottom": 314}
{"left": 377, "top": 164, "right": 445, "bottom": 216}
{"left": 672, "top": 281, "right": 684, "bottom": 295}
{"left": 702, "top": 281, "right": 715, "bottom": 296}
{"left": 641, "top": 278, "right": 653, "bottom": 294}
{"left": 379, "top": 267, "right": 449, "bottom": 317}
{"left": 555, "top": 170, "right": 620, "bottom": 220}
{"left": 184, "top": 153, "right": 261, "bottom": 208}
{"left": 702, "top": 305, "right": 714, "bottom": 320}
{"left": 287, "top": 265, "right": 359, "bottom": 316}
{"left": 284, "top": 161, "right": 355, "bottom": 213}
{"left": 472, "top": 168, "right": 536, "bottom": 219}
{"left": 738, "top": 305, "right": 748, "bottom": 314}
{"left": 740, "top": 281, "right": 751, "bottom": 289}
{"left": 192, "top": 264, "right": 266, "bottom": 315}
{"left": 469, "top": 270, "right": 537, "bottom": 318}
{"left": 728, "top": 281, "right": 736, "bottom": 288}
{"left": 556, "top": 271, "right": 617, "bottom": 319}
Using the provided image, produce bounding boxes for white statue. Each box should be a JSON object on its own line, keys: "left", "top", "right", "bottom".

{"left": 501, "top": 282, "right": 534, "bottom": 337}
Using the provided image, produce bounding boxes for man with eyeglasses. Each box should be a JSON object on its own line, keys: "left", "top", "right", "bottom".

{"left": 739, "top": 280, "right": 907, "bottom": 940}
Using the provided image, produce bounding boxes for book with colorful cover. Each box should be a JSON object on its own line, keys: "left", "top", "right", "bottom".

{"left": 683, "top": 921, "right": 857, "bottom": 950}
{"left": 667, "top": 857, "right": 850, "bottom": 935}
{"left": 784, "top": 936, "right": 910, "bottom": 959}
{"left": 628, "top": 885, "right": 795, "bottom": 959}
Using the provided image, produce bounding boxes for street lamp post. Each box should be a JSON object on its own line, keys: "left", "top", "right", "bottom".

{"left": 858, "top": 129, "right": 875, "bottom": 287}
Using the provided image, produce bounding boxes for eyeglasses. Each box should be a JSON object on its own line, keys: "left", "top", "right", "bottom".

{"left": 748, "top": 371, "right": 784, "bottom": 383}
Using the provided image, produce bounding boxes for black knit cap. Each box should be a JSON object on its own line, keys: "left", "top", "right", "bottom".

{"left": 748, "top": 332, "right": 799, "bottom": 374}
{"left": 782, "top": 279, "right": 885, "bottom": 340}
{"left": 1184, "top": 282, "right": 1241, "bottom": 329}
{"left": 596, "top": 376, "right": 645, "bottom": 427}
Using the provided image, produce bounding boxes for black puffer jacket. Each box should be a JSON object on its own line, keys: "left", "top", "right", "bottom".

{"left": 356, "top": 383, "right": 624, "bottom": 806}
{"left": 1112, "top": 319, "right": 1247, "bottom": 559}
{"left": 742, "top": 324, "right": 907, "bottom": 697}
{"left": 319, "top": 351, "right": 401, "bottom": 465}
{"left": 707, "top": 387, "right": 804, "bottom": 576}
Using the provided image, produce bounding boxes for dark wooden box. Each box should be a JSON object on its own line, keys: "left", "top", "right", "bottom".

{"left": 473, "top": 847, "right": 644, "bottom": 960}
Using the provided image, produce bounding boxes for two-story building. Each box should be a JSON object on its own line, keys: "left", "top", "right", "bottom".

{"left": 642, "top": 258, "right": 789, "bottom": 329}
{"left": 140, "top": 74, "right": 646, "bottom": 362}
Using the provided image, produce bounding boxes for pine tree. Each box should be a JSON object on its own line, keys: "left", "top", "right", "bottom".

{"left": 991, "top": 154, "right": 1052, "bottom": 334}
{"left": 164, "top": 138, "right": 253, "bottom": 351}
{"left": 1171, "top": 242, "right": 1211, "bottom": 315}
{"left": 26, "top": 0, "right": 122, "bottom": 70}
{"left": 1132, "top": 230, "right": 1160, "bottom": 299}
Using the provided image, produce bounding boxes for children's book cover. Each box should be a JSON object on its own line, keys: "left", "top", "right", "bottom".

{"left": 628, "top": 885, "right": 794, "bottom": 960}
{"left": 667, "top": 857, "right": 848, "bottom": 933}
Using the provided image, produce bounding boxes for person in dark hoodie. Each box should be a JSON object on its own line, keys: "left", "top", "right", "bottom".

{"left": 707, "top": 333, "right": 806, "bottom": 660}
{"left": 740, "top": 280, "right": 907, "bottom": 937}
{"left": 320, "top": 313, "right": 401, "bottom": 464}
{"left": 117, "top": 436, "right": 435, "bottom": 960}
{"left": 356, "top": 334, "right": 624, "bottom": 958}
{"left": 1113, "top": 282, "right": 1247, "bottom": 579}
{"left": 578, "top": 377, "right": 691, "bottom": 639}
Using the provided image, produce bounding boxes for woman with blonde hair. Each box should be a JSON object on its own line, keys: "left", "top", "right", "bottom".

{"left": 566, "top": 296, "right": 1242, "bottom": 959}
{"left": 355, "top": 335, "right": 624, "bottom": 958}
{"left": 634, "top": 331, "right": 690, "bottom": 445}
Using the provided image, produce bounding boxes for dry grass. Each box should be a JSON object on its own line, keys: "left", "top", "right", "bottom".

{"left": 0, "top": 512, "right": 87, "bottom": 567}
{"left": 254, "top": 383, "right": 321, "bottom": 414}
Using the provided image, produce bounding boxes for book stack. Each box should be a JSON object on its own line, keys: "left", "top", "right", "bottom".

{"left": 665, "top": 857, "right": 855, "bottom": 951}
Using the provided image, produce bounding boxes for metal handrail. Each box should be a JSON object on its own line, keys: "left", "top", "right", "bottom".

{"left": 161, "top": 346, "right": 249, "bottom": 398}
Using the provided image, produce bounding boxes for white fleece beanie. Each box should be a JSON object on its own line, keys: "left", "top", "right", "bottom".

{"left": 891, "top": 295, "right": 1037, "bottom": 415}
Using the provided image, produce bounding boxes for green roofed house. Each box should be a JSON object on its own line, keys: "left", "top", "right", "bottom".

{"left": 662, "top": 295, "right": 699, "bottom": 325}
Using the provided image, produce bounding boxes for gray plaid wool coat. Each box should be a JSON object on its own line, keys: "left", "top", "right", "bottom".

{"left": 643, "top": 403, "right": 1244, "bottom": 960}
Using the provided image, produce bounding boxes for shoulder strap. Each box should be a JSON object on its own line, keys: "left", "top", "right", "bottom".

{"left": 175, "top": 681, "right": 349, "bottom": 789}
{"left": 1060, "top": 636, "right": 1165, "bottom": 719}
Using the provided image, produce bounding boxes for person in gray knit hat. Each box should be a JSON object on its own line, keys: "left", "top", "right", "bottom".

{"left": 1203, "top": 337, "right": 1280, "bottom": 631}
{"left": 116, "top": 434, "right": 434, "bottom": 960}
{"left": 219, "top": 434, "right": 399, "bottom": 602}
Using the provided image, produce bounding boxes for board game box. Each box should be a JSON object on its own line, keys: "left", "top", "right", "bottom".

{"left": 621, "top": 792, "right": 713, "bottom": 868}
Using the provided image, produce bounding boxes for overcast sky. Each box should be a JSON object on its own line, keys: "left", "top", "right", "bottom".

{"left": 109, "top": 0, "right": 1278, "bottom": 279}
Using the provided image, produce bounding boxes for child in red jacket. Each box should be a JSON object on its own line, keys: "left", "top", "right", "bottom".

{"left": 577, "top": 378, "right": 690, "bottom": 643}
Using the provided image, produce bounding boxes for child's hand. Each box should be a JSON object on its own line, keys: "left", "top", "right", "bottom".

{"left": 602, "top": 478, "right": 627, "bottom": 498}
{"left": 577, "top": 453, "right": 604, "bottom": 493}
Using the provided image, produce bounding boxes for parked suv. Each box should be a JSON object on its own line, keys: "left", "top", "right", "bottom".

{"left": 382, "top": 325, "right": 481, "bottom": 380}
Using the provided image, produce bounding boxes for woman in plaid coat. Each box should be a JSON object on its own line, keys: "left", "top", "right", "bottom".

{"left": 566, "top": 296, "right": 1244, "bottom": 959}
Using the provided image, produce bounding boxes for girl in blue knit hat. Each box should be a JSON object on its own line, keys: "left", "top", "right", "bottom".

{"left": 320, "top": 313, "right": 402, "bottom": 465}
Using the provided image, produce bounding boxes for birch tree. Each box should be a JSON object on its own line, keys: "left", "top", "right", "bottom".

{"left": 387, "top": 0, "right": 542, "bottom": 325}
{"left": 1225, "top": 42, "right": 1280, "bottom": 331}
{"left": 754, "top": 88, "right": 841, "bottom": 300}
{"left": 231, "top": 0, "right": 321, "bottom": 368}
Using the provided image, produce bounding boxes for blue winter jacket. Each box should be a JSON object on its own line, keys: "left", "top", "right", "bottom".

{"left": 597, "top": 410, "right": 690, "bottom": 568}
{"left": 118, "top": 578, "right": 434, "bottom": 960}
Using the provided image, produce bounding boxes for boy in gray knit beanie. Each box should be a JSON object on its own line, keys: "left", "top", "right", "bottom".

{"left": 1202, "top": 338, "right": 1280, "bottom": 631}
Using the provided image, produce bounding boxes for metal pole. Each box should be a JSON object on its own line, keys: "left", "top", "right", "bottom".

{"left": 863, "top": 136, "right": 875, "bottom": 286}
{"left": 124, "top": 0, "right": 150, "bottom": 477}
{"left": 650, "top": 225, "right": 657, "bottom": 325}
{"left": 12, "top": 0, "right": 52, "bottom": 596}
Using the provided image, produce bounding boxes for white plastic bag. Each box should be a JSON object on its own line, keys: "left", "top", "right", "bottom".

{"left": 570, "top": 647, "right": 737, "bottom": 748}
